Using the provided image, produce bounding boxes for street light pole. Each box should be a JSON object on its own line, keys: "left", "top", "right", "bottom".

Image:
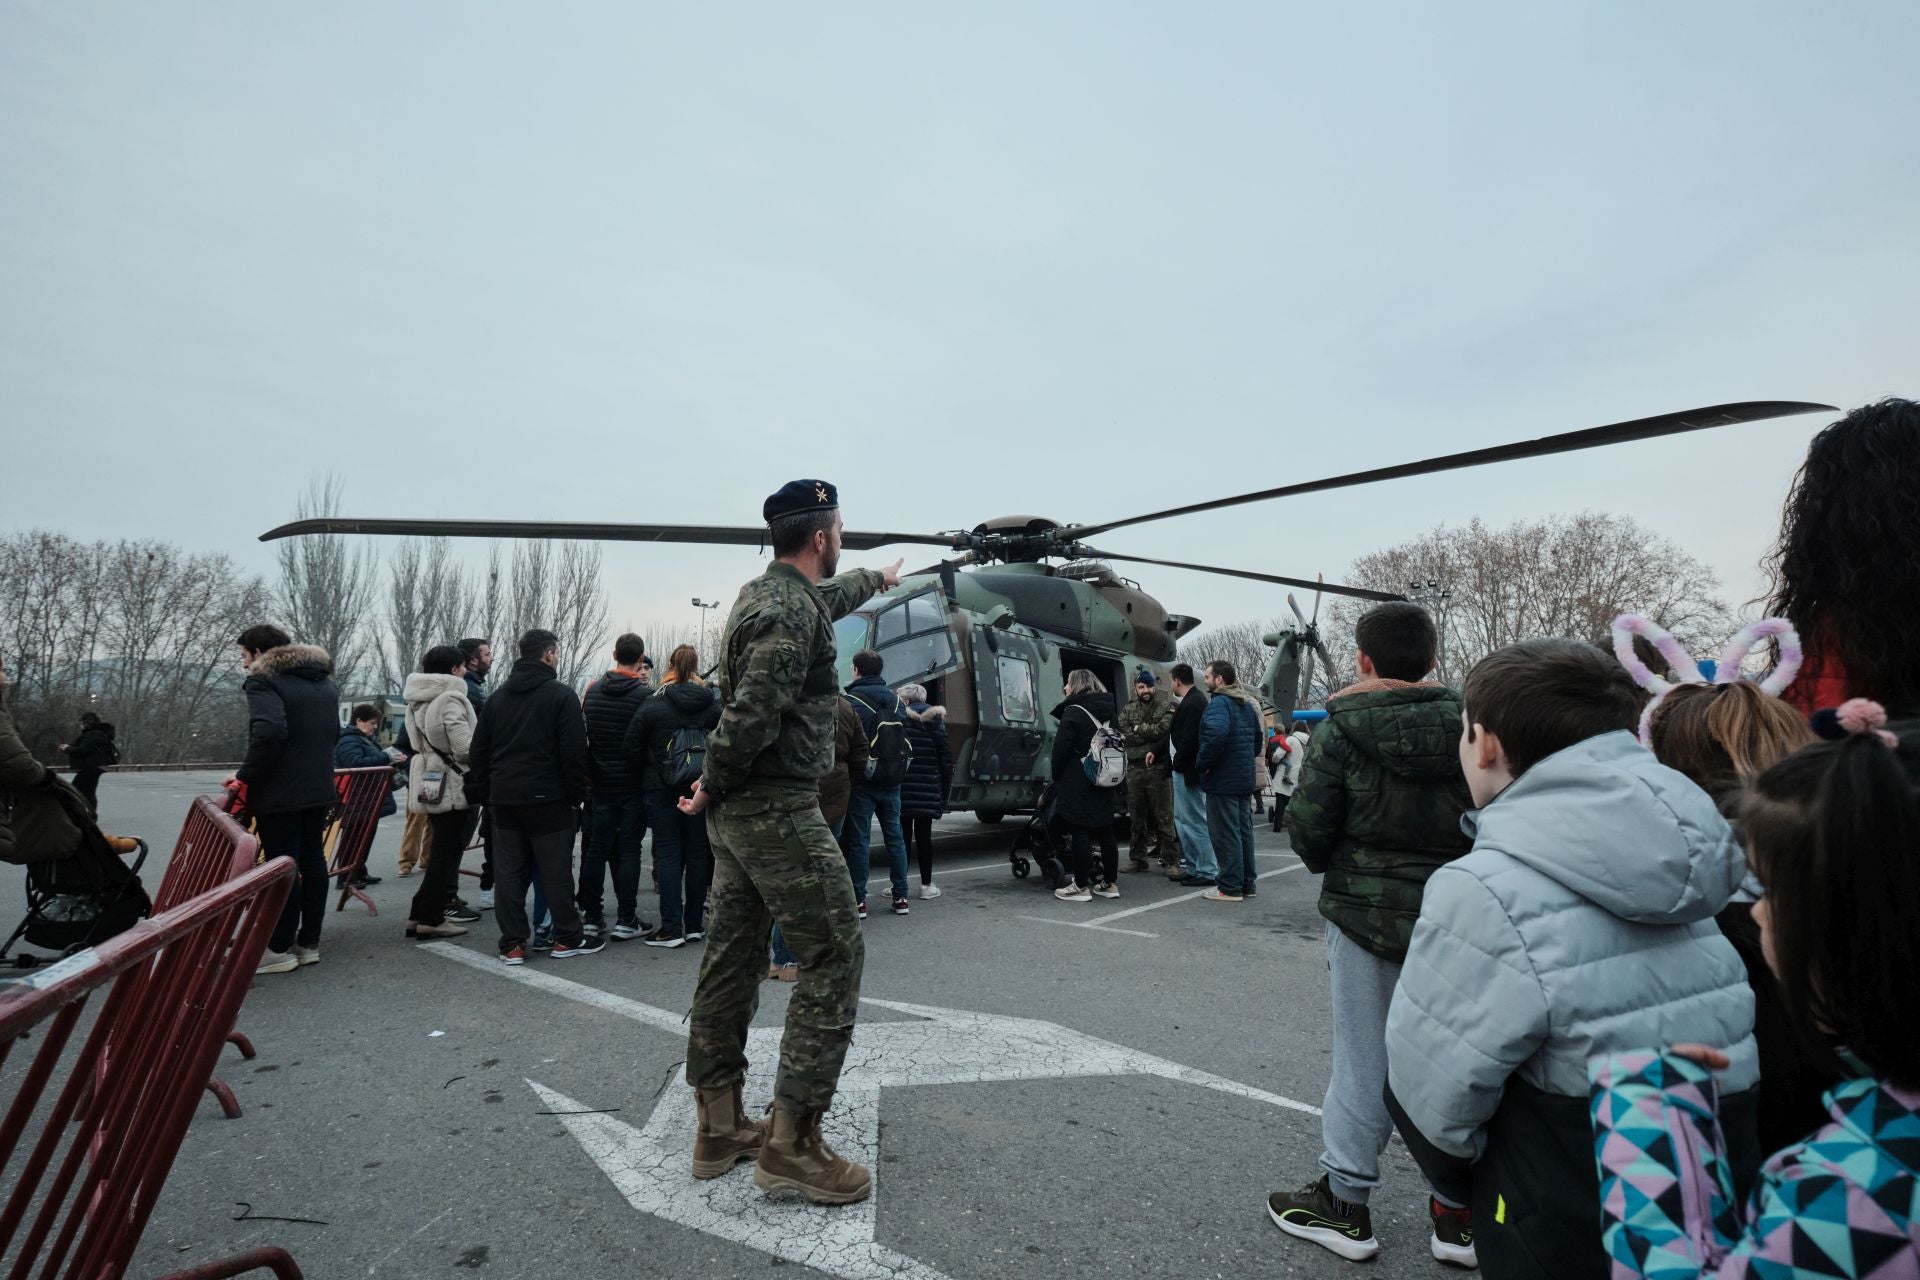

{"left": 692, "top": 598, "right": 719, "bottom": 659}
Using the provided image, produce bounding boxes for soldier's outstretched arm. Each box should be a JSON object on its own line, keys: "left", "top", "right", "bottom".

{"left": 815, "top": 560, "right": 901, "bottom": 620}
{"left": 700, "top": 622, "right": 804, "bottom": 798}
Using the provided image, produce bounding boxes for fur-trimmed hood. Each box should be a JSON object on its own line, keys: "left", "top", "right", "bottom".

{"left": 249, "top": 643, "right": 334, "bottom": 679}
{"left": 904, "top": 702, "right": 946, "bottom": 723}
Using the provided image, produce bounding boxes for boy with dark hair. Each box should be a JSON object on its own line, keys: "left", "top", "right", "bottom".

{"left": 1383, "top": 638, "right": 1760, "bottom": 1280}
{"left": 1269, "top": 601, "right": 1475, "bottom": 1265}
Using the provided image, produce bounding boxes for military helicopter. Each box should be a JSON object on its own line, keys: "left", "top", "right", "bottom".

{"left": 264, "top": 400, "right": 1831, "bottom": 824}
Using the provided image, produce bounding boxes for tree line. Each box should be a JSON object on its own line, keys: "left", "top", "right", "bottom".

{"left": 1181, "top": 511, "right": 1734, "bottom": 700}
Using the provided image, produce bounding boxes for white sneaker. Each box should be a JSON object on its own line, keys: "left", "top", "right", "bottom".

{"left": 478, "top": 889, "right": 494, "bottom": 910}
{"left": 1091, "top": 882, "right": 1119, "bottom": 899}
{"left": 1054, "top": 884, "right": 1092, "bottom": 902}
{"left": 917, "top": 883, "right": 942, "bottom": 900}
{"left": 291, "top": 945, "right": 321, "bottom": 966}
{"left": 255, "top": 950, "right": 298, "bottom": 975}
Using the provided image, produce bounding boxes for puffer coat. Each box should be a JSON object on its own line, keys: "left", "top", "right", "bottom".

{"left": 898, "top": 700, "right": 952, "bottom": 819}
{"left": 403, "top": 672, "right": 474, "bottom": 814}
{"left": 1284, "top": 681, "right": 1474, "bottom": 961}
{"left": 236, "top": 644, "right": 341, "bottom": 815}
{"left": 1386, "top": 730, "right": 1759, "bottom": 1163}
{"left": 1195, "top": 683, "right": 1262, "bottom": 795}
{"left": 1049, "top": 691, "right": 1119, "bottom": 828}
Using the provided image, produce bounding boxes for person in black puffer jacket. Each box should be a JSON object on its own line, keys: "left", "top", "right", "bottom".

{"left": 623, "top": 643, "right": 721, "bottom": 948}
{"left": 580, "top": 633, "right": 652, "bottom": 939}
{"left": 466, "top": 629, "right": 593, "bottom": 960}
{"left": 1049, "top": 670, "right": 1121, "bottom": 901}
{"left": 895, "top": 682, "right": 952, "bottom": 901}
{"left": 231, "top": 625, "right": 341, "bottom": 973}
{"left": 60, "top": 713, "right": 116, "bottom": 813}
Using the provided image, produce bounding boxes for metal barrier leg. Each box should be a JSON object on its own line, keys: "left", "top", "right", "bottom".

{"left": 204, "top": 1076, "right": 243, "bottom": 1120}
{"left": 227, "top": 1031, "right": 257, "bottom": 1059}
{"left": 157, "top": 1245, "right": 305, "bottom": 1279}
{"left": 332, "top": 883, "right": 377, "bottom": 916}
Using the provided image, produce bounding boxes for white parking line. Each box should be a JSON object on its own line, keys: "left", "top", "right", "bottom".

{"left": 1093, "top": 861, "right": 1306, "bottom": 923}
{"left": 1014, "top": 916, "right": 1161, "bottom": 939}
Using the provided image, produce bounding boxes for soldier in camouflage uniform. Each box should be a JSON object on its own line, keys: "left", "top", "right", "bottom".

{"left": 1267, "top": 602, "right": 1475, "bottom": 1261}
{"left": 1117, "top": 669, "right": 1178, "bottom": 874}
{"left": 677, "top": 479, "right": 901, "bottom": 1206}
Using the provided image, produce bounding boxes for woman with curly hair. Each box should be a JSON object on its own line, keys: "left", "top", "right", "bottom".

{"left": 1765, "top": 397, "right": 1920, "bottom": 718}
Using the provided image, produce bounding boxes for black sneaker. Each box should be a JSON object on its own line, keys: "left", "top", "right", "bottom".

{"left": 1266, "top": 1176, "right": 1378, "bottom": 1262}
{"left": 685, "top": 926, "right": 705, "bottom": 941}
{"left": 445, "top": 908, "right": 482, "bottom": 924}
{"left": 1179, "top": 874, "right": 1218, "bottom": 887}
{"left": 583, "top": 915, "right": 606, "bottom": 938}
{"left": 1429, "top": 1197, "right": 1477, "bottom": 1268}
{"left": 551, "top": 935, "right": 607, "bottom": 958}
{"left": 355, "top": 874, "right": 383, "bottom": 886}
{"left": 643, "top": 925, "right": 686, "bottom": 949}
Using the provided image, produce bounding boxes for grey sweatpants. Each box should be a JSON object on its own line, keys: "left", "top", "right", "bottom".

{"left": 1318, "top": 920, "right": 1404, "bottom": 1206}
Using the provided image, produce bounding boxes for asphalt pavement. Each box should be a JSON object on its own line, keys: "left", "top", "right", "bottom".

{"left": 2, "top": 771, "right": 1465, "bottom": 1279}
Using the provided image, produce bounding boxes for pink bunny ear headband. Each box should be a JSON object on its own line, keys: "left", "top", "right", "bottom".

{"left": 1611, "top": 613, "right": 1804, "bottom": 745}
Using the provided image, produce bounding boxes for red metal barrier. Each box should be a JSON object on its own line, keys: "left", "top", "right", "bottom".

{"left": 326, "top": 768, "right": 392, "bottom": 916}
{"left": 0, "top": 859, "right": 303, "bottom": 1280}
{"left": 149, "top": 797, "right": 269, "bottom": 1120}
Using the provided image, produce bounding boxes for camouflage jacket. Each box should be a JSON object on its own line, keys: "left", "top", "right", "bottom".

{"left": 701, "top": 561, "right": 884, "bottom": 801}
{"left": 1284, "top": 680, "right": 1473, "bottom": 961}
{"left": 1116, "top": 689, "right": 1175, "bottom": 770}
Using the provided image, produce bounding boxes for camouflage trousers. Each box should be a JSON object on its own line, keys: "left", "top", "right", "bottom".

{"left": 1125, "top": 768, "right": 1178, "bottom": 864}
{"left": 686, "top": 783, "right": 866, "bottom": 1113}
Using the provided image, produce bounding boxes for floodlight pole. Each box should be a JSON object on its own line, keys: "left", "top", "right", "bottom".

{"left": 692, "top": 598, "right": 719, "bottom": 660}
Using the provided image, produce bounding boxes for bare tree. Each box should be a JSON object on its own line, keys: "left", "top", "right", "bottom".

{"left": 1181, "top": 615, "right": 1343, "bottom": 706}
{"left": 274, "top": 476, "right": 380, "bottom": 690}
{"left": 0, "top": 531, "right": 267, "bottom": 763}
{"left": 1321, "top": 512, "right": 1731, "bottom": 687}
{"left": 378, "top": 537, "right": 478, "bottom": 687}
{"left": 496, "top": 540, "right": 611, "bottom": 687}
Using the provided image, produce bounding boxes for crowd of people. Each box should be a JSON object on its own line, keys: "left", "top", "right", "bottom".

{"left": 1259, "top": 397, "right": 1920, "bottom": 1277}
{"left": 174, "top": 399, "right": 1920, "bottom": 1268}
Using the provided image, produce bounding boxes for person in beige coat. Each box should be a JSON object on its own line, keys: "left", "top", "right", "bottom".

{"left": 404, "top": 645, "right": 476, "bottom": 939}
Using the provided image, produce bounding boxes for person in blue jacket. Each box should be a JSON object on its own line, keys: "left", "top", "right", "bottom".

{"left": 1194, "top": 659, "right": 1263, "bottom": 902}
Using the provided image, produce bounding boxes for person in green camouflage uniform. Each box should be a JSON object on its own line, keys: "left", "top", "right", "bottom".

{"left": 1268, "top": 602, "right": 1476, "bottom": 1262}
{"left": 1117, "top": 669, "right": 1178, "bottom": 874}
{"left": 678, "top": 479, "right": 901, "bottom": 1205}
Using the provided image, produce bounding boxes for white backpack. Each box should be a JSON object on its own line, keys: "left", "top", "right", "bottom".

{"left": 1075, "top": 706, "right": 1128, "bottom": 788}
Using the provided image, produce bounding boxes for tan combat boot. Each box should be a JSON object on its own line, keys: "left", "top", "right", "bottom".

{"left": 691, "top": 1084, "right": 767, "bottom": 1179}
{"left": 752, "top": 1103, "right": 872, "bottom": 1204}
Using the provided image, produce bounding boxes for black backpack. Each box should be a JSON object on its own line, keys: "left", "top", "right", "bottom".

{"left": 661, "top": 724, "right": 709, "bottom": 791}
{"left": 853, "top": 691, "right": 913, "bottom": 787}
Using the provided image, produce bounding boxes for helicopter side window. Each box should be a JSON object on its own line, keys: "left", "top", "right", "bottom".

{"left": 872, "top": 589, "right": 955, "bottom": 682}
{"left": 996, "top": 655, "right": 1037, "bottom": 724}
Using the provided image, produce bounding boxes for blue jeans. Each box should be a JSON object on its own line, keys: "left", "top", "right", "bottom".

{"left": 843, "top": 784, "right": 908, "bottom": 904}
{"left": 645, "top": 790, "right": 712, "bottom": 932}
{"left": 1207, "top": 791, "right": 1257, "bottom": 895}
{"left": 580, "top": 792, "right": 646, "bottom": 924}
{"left": 1173, "top": 773, "right": 1217, "bottom": 880}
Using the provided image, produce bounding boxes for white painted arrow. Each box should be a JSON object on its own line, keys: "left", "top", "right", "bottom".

{"left": 427, "top": 944, "right": 1320, "bottom": 1280}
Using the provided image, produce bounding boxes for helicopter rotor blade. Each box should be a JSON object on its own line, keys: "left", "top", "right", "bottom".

{"left": 1086, "top": 550, "right": 1405, "bottom": 602}
{"left": 1298, "top": 637, "right": 1317, "bottom": 707}
{"left": 1311, "top": 573, "right": 1324, "bottom": 628}
{"left": 258, "top": 517, "right": 956, "bottom": 553}
{"left": 1066, "top": 400, "right": 1836, "bottom": 540}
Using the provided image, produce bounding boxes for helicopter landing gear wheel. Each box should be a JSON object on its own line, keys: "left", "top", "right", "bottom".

{"left": 976, "top": 809, "right": 1005, "bottom": 825}
{"left": 1011, "top": 857, "right": 1030, "bottom": 880}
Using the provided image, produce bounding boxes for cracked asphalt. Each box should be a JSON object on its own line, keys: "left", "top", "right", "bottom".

{"left": 2, "top": 772, "right": 1468, "bottom": 1278}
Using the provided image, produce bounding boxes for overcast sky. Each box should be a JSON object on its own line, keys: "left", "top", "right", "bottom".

{"left": 4, "top": 2, "right": 1915, "bottom": 650}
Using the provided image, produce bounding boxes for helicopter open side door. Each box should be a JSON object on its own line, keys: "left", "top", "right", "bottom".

{"left": 868, "top": 585, "right": 966, "bottom": 688}
{"left": 967, "top": 615, "right": 1050, "bottom": 785}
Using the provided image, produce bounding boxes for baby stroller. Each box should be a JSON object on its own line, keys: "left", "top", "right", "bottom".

{"left": 1007, "top": 781, "right": 1071, "bottom": 889}
{"left": 2, "top": 783, "right": 150, "bottom": 969}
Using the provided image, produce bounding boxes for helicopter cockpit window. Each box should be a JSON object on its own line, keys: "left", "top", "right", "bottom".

{"left": 873, "top": 589, "right": 953, "bottom": 680}
{"left": 835, "top": 613, "right": 871, "bottom": 653}
{"left": 996, "top": 655, "right": 1037, "bottom": 724}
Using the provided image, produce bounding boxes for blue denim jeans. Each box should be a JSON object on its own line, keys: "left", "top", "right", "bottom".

{"left": 580, "top": 791, "right": 646, "bottom": 924}
{"left": 1173, "top": 773, "right": 1218, "bottom": 880}
{"left": 1206, "top": 791, "right": 1257, "bottom": 895}
{"left": 843, "top": 784, "right": 908, "bottom": 904}
{"left": 644, "top": 789, "right": 712, "bottom": 932}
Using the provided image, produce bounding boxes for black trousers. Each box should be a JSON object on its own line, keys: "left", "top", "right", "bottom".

{"left": 408, "top": 809, "right": 469, "bottom": 927}
{"left": 1067, "top": 822, "right": 1119, "bottom": 888}
{"left": 72, "top": 768, "right": 104, "bottom": 814}
{"left": 908, "top": 815, "right": 935, "bottom": 885}
{"left": 255, "top": 807, "right": 329, "bottom": 952}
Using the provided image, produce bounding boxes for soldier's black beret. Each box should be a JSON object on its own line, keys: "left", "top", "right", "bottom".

{"left": 763, "top": 479, "right": 839, "bottom": 523}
